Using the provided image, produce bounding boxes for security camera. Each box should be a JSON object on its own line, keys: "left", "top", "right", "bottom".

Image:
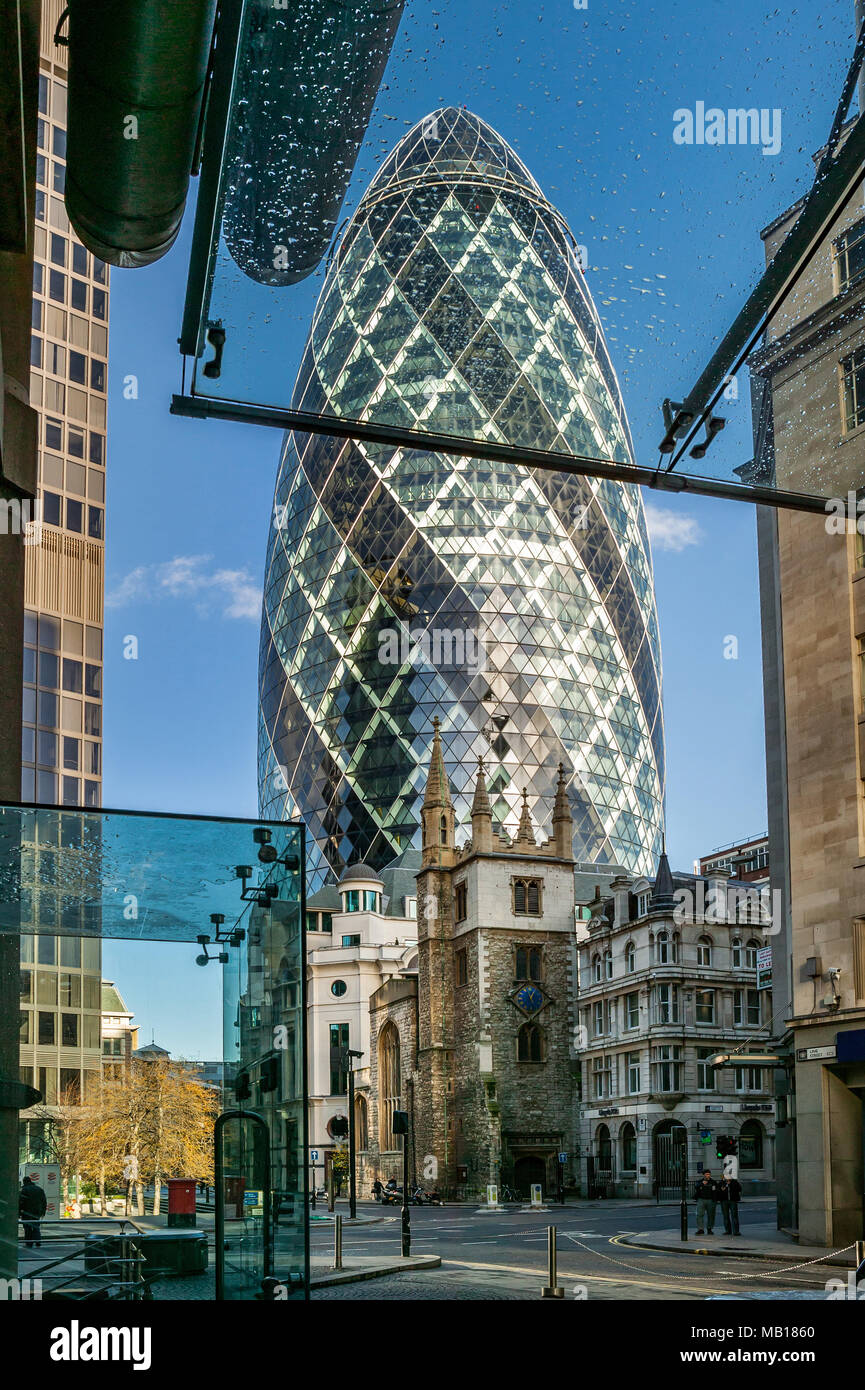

{"left": 258, "top": 843, "right": 278, "bottom": 864}
{"left": 195, "top": 953, "right": 209, "bottom": 967}
{"left": 827, "top": 967, "right": 842, "bottom": 980}
{"left": 196, "top": 934, "right": 210, "bottom": 947}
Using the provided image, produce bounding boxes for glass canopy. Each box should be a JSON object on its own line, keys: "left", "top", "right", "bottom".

{"left": 176, "top": 0, "right": 865, "bottom": 511}
{"left": 0, "top": 803, "right": 303, "bottom": 940}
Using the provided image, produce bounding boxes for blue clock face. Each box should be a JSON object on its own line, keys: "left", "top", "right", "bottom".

{"left": 515, "top": 984, "right": 543, "bottom": 1015}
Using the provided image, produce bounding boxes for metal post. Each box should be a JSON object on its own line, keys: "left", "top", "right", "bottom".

{"left": 401, "top": 1131, "right": 411, "bottom": 1257}
{"left": 679, "top": 1144, "right": 688, "bottom": 1241}
{"left": 542, "top": 1225, "right": 564, "bottom": 1299}
{"left": 334, "top": 1212, "right": 343, "bottom": 1270}
{"left": 348, "top": 1063, "right": 357, "bottom": 1221}
{"left": 310, "top": 1162, "right": 315, "bottom": 1211}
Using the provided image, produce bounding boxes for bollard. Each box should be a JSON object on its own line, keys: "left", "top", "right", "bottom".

{"left": 542, "top": 1225, "right": 564, "bottom": 1299}
{"left": 334, "top": 1212, "right": 343, "bottom": 1270}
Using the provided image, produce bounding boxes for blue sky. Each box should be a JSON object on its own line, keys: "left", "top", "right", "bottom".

{"left": 99, "top": 0, "right": 854, "bottom": 1049}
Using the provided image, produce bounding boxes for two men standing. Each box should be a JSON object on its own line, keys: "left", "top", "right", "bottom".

{"left": 693, "top": 1169, "right": 742, "bottom": 1235}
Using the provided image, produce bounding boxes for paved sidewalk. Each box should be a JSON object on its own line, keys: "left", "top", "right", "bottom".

{"left": 311, "top": 1254, "right": 441, "bottom": 1288}
{"left": 620, "top": 1220, "right": 858, "bottom": 1270}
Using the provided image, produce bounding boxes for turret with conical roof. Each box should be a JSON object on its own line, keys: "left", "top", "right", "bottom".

{"left": 551, "top": 763, "right": 573, "bottom": 858}
{"left": 515, "top": 788, "right": 536, "bottom": 846}
{"left": 650, "top": 847, "right": 676, "bottom": 913}
{"left": 470, "top": 755, "right": 493, "bottom": 852}
{"left": 421, "top": 717, "right": 455, "bottom": 864}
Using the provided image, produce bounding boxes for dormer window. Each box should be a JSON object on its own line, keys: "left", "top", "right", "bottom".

{"left": 513, "top": 877, "right": 542, "bottom": 916}
{"left": 636, "top": 892, "right": 649, "bottom": 917}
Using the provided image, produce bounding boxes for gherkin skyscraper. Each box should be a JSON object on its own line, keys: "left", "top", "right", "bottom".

{"left": 259, "top": 107, "right": 664, "bottom": 889}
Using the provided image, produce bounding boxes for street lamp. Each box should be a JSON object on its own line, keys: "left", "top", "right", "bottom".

{"left": 342, "top": 1048, "right": 364, "bottom": 1220}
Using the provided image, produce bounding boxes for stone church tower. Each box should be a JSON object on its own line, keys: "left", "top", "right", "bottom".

{"left": 408, "top": 725, "right": 580, "bottom": 1196}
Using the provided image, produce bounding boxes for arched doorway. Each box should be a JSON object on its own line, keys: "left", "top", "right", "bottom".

{"left": 653, "top": 1118, "right": 687, "bottom": 1199}
{"left": 620, "top": 1122, "right": 637, "bottom": 1173}
{"left": 739, "top": 1119, "right": 764, "bottom": 1170}
{"left": 514, "top": 1154, "right": 547, "bottom": 1199}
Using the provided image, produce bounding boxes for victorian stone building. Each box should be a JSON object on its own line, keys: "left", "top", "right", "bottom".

{"left": 363, "top": 721, "right": 580, "bottom": 1198}
{"left": 576, "top": 857, "right": 777, "bottom": 1199}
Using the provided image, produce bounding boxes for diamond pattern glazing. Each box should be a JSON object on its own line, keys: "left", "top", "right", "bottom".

{"left": 258, "top": 108, "right": 665, "bottom": 889}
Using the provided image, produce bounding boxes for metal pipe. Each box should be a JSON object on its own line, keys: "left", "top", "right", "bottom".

{"left": 333, "top": 1213, "right": 343, "bottom": 1270}
{"left": 62, "top": 0, "right": 218, "bottom": 266}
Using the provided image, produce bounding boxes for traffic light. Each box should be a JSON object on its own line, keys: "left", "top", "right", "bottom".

{"left": 716, "top": 1135, "right": 738, "bottom": 1159}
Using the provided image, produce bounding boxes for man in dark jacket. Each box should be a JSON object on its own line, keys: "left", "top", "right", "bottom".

{"left": 693, "top": 1170, "right": 718, "bottom": 1235}
{"left": 718, "top": 1175, "right": 742, "bottom": 1235}
{"left": 19, "top": 1175, "right": 47, "bottom": 1247}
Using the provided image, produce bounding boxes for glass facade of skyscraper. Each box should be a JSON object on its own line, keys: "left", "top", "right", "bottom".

{"left": 259, "top": 108, "right": 664, "bottom": 889}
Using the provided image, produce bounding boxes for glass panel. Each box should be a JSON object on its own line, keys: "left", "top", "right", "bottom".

{"left": 219, "top": 890, "right": 306, "bottom": 1300}
{"left": 177, "top": 0, "right": 865, "bottom": 509}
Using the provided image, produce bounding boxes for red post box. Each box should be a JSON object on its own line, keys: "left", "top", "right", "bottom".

{"left": 167, "top": 1178, "right": 197, "bottom": 1228}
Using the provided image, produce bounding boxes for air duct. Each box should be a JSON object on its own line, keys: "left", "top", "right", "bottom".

{"left": 61, "top": 0, "right": 218, "bottom": 267}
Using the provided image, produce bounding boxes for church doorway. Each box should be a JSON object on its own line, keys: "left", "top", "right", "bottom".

{"left": 513, "top": 1154, "right": 547, "bottom": 1198}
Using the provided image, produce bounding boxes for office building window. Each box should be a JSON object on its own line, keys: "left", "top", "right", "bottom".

{"left": 735, "top": 1065, "right": 764, "bottom": 1093}
{"left": 626, "top": 1050, "right": 641, "bottom": 1094}
{"left": 651, "top": 1044, "right": 681, "bottom": 1092}
{"left": 625, "top": 941, "right": 636, "bottom": 972}
{"left": 834, "top": 216, "right": 865, "bottom": 293}
{"left": 734, "top": 988, "right": 760, "bottom": 1026}
{"left": 653, "top": 983, "right": 679, "bottom": 1024}
{"left": 842, "top": 346, "right": 865, "bottom": 432}
{"left": 697, "top": 1047, "right": 716, "bottom": 1091}
{"left": 695, "top": 989, "right": 715, "bottom": 1024}
{"left": 624, "top": 990, "right": 639, "bottom": 1029}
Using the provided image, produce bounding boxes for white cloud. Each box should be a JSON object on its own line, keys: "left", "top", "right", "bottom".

{"left": 643, "top": 503, "right": 703, "bottom": 553}
{"left": 107, "top": 554, "right": 261, "bottom": 621}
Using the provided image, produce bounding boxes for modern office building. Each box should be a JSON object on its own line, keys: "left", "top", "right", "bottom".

{"left": 259, "top": 106, "right": 664, "bottom": 890}
{"left": 752, "top": 118, "right": 865, "bottom": 1244}
{"left": 18, "top": 1, "right": 109, "bottom": 1161}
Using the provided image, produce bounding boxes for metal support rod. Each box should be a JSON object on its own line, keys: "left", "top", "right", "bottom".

{"left": 348, "top": 1064, "right": 357, "bottom": 1221}
{"left": 334, "top": 1213, "right": 343, "bottom": 1270}
{"left": 680, "top": 1166, "right": 688, "bottom": 1242}
{"left": 170, "top": 394, "right": 832, "bottom": 515}
{"left": 542, "top": 1225, "right": 564, "bottom": 1299}
{"left": 401, "top": 1131, "right": 411, "bottom": 1257}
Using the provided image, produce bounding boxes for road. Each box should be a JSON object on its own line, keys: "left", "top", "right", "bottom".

{"left": 311, "top": 1199, "right": 836, "bottom": 1301}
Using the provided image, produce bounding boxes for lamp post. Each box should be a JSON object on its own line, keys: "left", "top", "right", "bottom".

{"left": 344, "top": 1048, "right": 364, "bottom": 1220}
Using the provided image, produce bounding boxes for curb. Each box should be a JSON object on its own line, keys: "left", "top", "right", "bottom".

{"left": 310, "top": 1255, "right": 442, "bottom": 1289}
{"left": 619, "top": 1232, "right": 855, "bottom": 1269}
